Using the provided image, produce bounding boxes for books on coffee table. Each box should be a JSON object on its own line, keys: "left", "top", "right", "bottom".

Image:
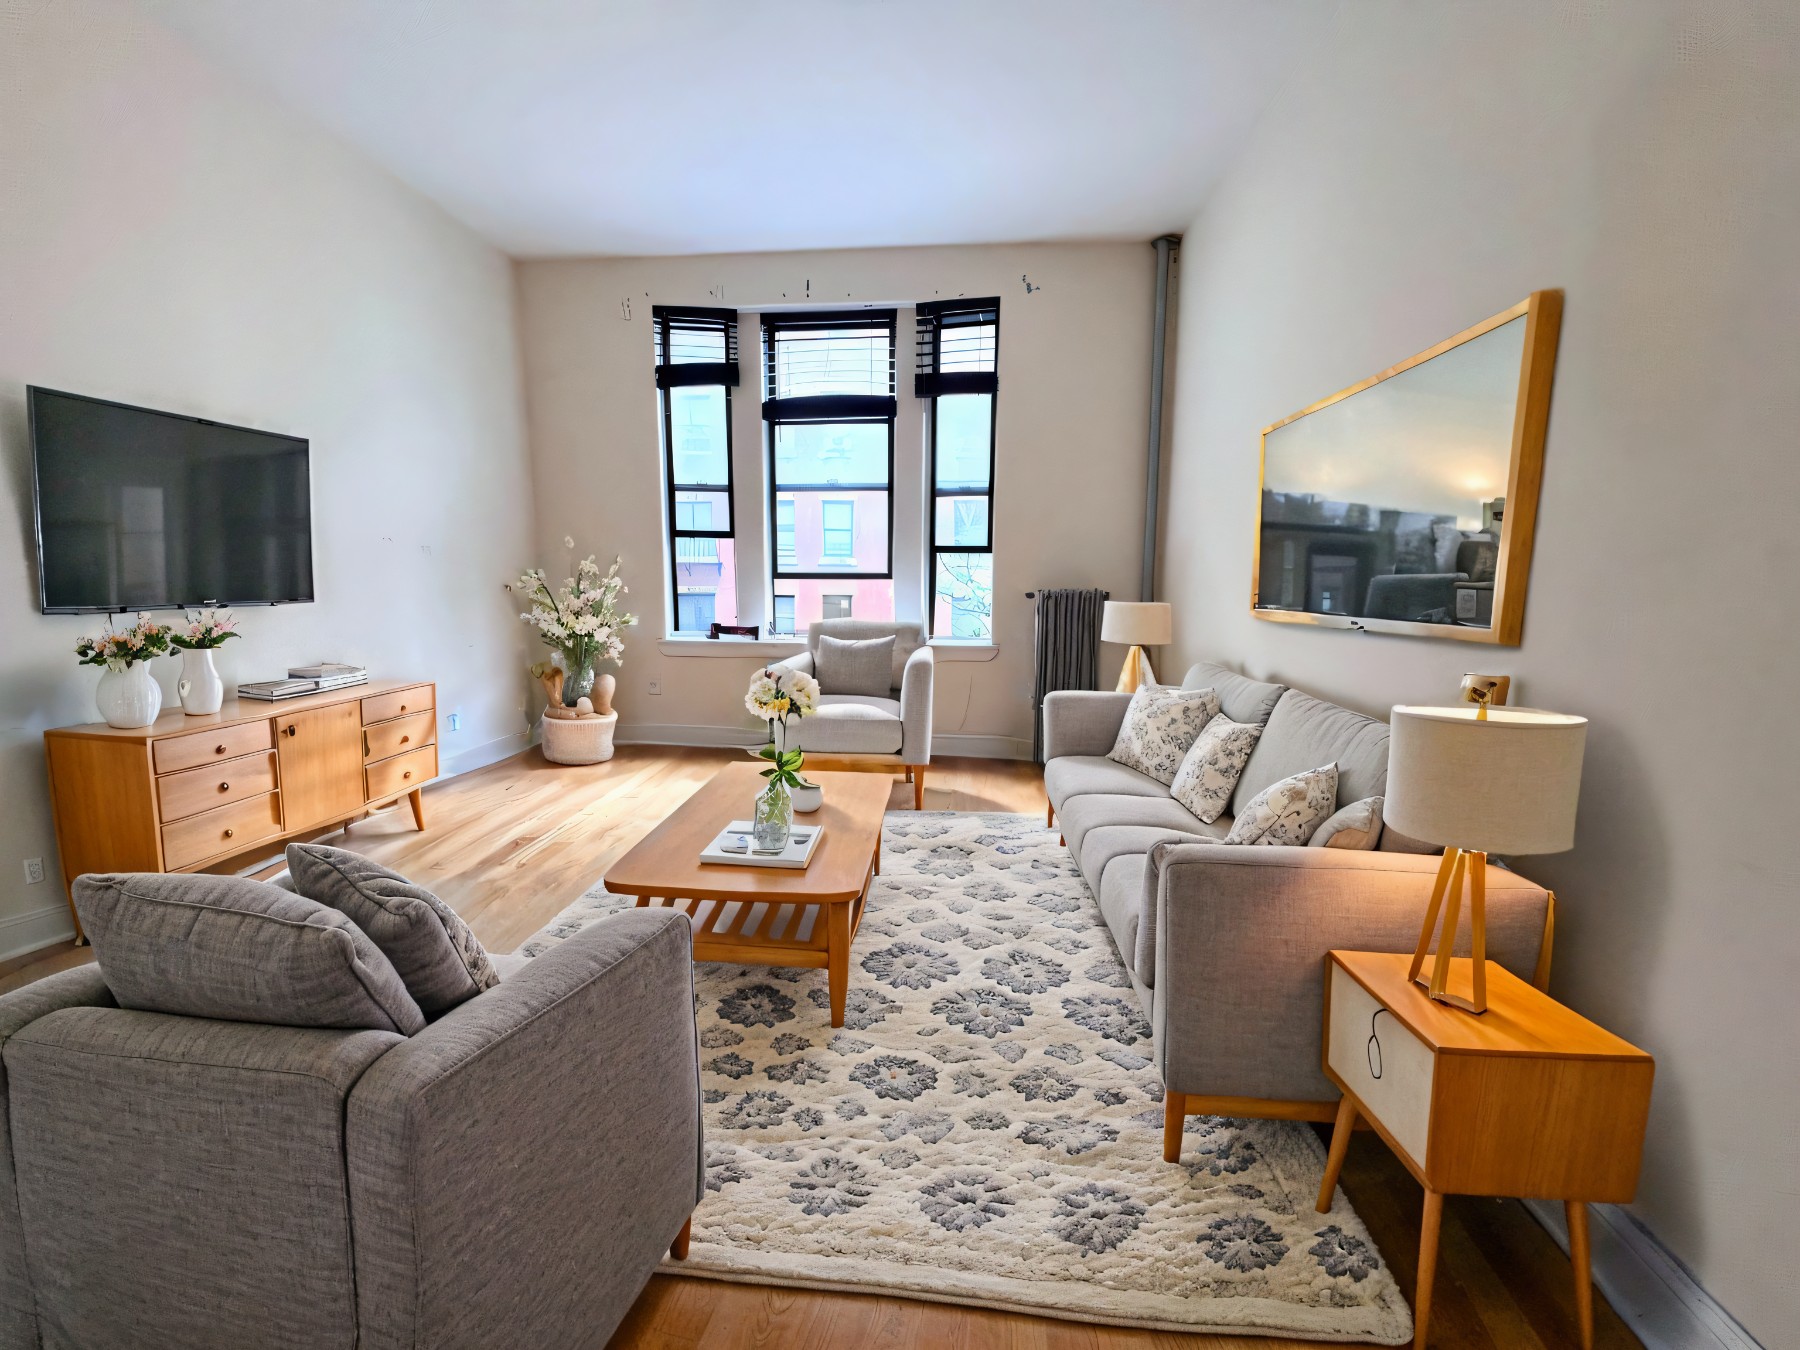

{"left": 699, "top": 821, "right": 823, "bottom": 870}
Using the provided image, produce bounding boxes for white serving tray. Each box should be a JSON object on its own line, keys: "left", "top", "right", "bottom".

{"left": 699, "top": 820, "right": 824, "bottom": 870}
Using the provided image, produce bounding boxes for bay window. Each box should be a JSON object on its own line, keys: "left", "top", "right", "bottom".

{"left": 654, "top": 305, "right": 740, "bottom": 634}
{"left": 917, "top": 299, "right": 999, "bottom": 639}
{"left": 763, "top": 310, "right": 897, "bottom": 636}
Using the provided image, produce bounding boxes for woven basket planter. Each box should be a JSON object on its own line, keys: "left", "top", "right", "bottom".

{"left": 540, "top": 711, "right": 618, "bottom": 765}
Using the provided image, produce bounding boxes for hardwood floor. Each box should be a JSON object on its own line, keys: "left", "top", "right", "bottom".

{"left": 1, "top": 745, "right": 1639, "bottom": 1349}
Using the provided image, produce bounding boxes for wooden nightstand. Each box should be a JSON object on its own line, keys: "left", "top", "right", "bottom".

{"left": 1317, "top": 950, "right": 1653, "bottom": 1350}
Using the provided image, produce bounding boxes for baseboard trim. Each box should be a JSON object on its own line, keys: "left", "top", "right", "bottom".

{"left": 0, "top": 904, "right": 76, "bottom": 964}
{"left": 1524, "top": 1200, "right": 1762, "bottom": 1349}
{"left": 439, "top": 730, "right": 535, "bottom": 778}
{"left": 613, "top": 722, "right": 1030, "bottom": 760}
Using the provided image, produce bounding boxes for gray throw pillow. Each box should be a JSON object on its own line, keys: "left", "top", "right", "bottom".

{"left": 1224, "top": 764, "right": 1339, "bottom": 846}
{"left": 816, "top": 633, "right": 897, "bottom": 697}
{"left": 72, "top": 872, "right": 425, "bottom": 1034}
{"left": 1311, "top": 795, "right": 1385, "bottom": 850}
{"left": 286, "top": 843, "right": 497, "bottom": 1017}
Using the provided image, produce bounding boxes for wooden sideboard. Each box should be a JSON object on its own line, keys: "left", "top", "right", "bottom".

{"left": 45, "top": 680, "right": 438, "bottom": 941}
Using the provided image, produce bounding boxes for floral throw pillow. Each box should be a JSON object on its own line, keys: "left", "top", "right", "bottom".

{"left": 1169, "top": 716, "right": 1263, "bottom": 823}
{"left": 1106, "top": 684, "right": 1220, "bottom": 785}
{"left": 1224, "top": 764, "right": 1340, "bottom": 846}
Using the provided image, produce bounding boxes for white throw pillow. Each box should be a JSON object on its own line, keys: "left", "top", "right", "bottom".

{"left": 1106, "top": 684, "right": 1220, "bottom": 785}
{"left": 1169, "top": 716, "right": 1263, "bottom": 824}
{"left": 1224, "top": 764, "right": 1340, "bottom": 846}
{"left": 1310, "top": 795, "right": 1384, "bottom": 850}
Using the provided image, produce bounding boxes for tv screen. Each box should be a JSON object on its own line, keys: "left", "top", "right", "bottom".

{"left": 30, "top": 387, "right": 314, "bottom": 614}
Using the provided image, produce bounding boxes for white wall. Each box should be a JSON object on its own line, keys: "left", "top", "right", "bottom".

{"left": 1161, "top": 2, "right": 1798, "bottom": 1342}
{"left": 0, "top": 0, "right": 536, "bottom": 954}
{"left": 516, "top": 245, "right": 1155, "bottom": 756}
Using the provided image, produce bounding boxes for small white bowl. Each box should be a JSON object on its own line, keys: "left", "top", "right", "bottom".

{"left": 791, "top": 782, "right": 824, "bottom": 813}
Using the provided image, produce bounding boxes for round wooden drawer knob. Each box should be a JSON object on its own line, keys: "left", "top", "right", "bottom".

{"left": 224, "top": 828, "right": 235, "bottom": 839}
{"left": 219, "top": 782, "right": 229, "bottom": 792}
{"left": 403, "top": 771, "right": 413, "bottom": 780}
{"left": 215, "top": 744, "right": 227, "bottom": 754}
{"left": 400, "top": 705, "right": 408, "bottom": 712}
{"left": 400, "top": 735, "right": 410, "bottom": 744}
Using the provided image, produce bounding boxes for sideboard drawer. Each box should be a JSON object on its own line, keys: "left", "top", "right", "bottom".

{"left": 157, "top": 751, "right": 279, "bottom": 823}
{"left": 161, "top": 793, "right": 282, "bottom": 870}
{"left": 1327, "top": 962, "right": 1435, "bottom": 1168}
{"left": 152, "top": 719, "right": 274, "bottom": 775}
{"left": 364, "top": 709, "right": 436, "bottom": 764}
{"left": 366, "top": 744, "right": 437, "bottom": 802}
{"left": 362, "top": 685, "right": 433, "bottom": 727}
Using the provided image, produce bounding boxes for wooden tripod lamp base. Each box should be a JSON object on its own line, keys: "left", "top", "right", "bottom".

{"left": 1408, "top": 845, "right": 1490, "bottom": 1014}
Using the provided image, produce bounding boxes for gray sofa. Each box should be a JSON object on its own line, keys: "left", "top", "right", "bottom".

{"left": 774, "top": 618, "right": 935, "bottom": 809}
{"left": 1043, "top": 660, "right": 1552, "bottom": 1152}
{"left": 0, "top": 908, "right": 700, "bottom": 1350}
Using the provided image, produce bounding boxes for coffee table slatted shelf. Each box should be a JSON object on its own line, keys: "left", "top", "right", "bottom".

{"left": 602, "top": 764, "right": 892, "bottom": 1026}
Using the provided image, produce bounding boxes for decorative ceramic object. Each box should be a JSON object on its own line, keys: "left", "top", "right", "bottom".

{"left": 177, "top": 647, "right": 224, "bottom": 715}
{"left": 540, "top": 710, "right": 618, "bottom": 764}
{"left": 96, "top": 663, "right": 163, "bottom": 729}
{"left": 753, "top": 778, "right": 793, "bottom": 851}
{"left": 791, "top": 780, "right": 824, "bottom": 813}
{"left": 592, "top": 672, "right": 616, "bottom": 716}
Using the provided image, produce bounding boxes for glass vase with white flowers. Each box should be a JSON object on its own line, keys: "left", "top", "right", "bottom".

{"left": 75, "top": 615, "right": 172, "bottom": 728}
{"left": 745, "top": 665, "right": 820, "bottom": 850}
{"left": 168, "top": 608, "right": 239, "bottom": 715}
{"left": 517, "top": 544, "right": 638, "bottom": 708}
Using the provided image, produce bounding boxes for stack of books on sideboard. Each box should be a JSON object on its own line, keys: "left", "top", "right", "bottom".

{"left": 239, "top": 663, "right": 369, "bottom": 702}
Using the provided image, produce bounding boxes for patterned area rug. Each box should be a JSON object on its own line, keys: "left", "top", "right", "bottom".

{"left": 520, "top": 811, "right": 1411, "bottom": 1342}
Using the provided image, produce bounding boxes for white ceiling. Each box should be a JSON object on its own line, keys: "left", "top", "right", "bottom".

{"left": 140, "top": 0, "right": 1329, "bottom": 258}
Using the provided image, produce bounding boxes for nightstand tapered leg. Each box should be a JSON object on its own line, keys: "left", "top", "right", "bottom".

{"left": 1162, "top": 1091, "right": 1187, "bottom": 1162}
{"left": 1316, "top": 1096, "right": 1358, "bottom": 1212}
{"left": 1414, "top": 1188, "right": 1444, "bottom": 1349}
{"left": 1566, "top": 1201, "right": 1594, "bottom": 1350}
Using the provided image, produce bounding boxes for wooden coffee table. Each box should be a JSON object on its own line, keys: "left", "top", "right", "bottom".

{"left": 602, "top": 762, "right": 891, "bottom": 1026}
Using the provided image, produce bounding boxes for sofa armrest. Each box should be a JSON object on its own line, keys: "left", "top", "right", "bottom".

{"left": 1150, "top": 847, "right": 1549, "bottom": 1103}
{"left": 773, "top": 650, "right": 814, "bottom": 678}
{"left": 899, "top": 643, "right": 935, "bottom": 765}
{"left": 1042, "top": 689, "right": 1132, "bottom": 761}
{"left": 346, "top": 909, "right": 701, "bottom": 1350}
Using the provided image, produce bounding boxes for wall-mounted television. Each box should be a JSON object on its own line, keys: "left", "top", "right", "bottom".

{"left": 29, "top": 386, "right": 314, "bottom": 614}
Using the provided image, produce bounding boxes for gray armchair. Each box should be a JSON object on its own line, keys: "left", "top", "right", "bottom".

{"left": 0, "top": 909, "right": 701, "bottom": 1350}
{"left": 774, "top": 618, "right": 934, "bottom": 808}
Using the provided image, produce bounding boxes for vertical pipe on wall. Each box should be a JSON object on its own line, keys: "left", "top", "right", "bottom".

{"left": 1141, "top": 235, "right": 1179, "bottom": 602}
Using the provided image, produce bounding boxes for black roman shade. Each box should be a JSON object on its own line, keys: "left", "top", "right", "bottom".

{"left": 653, "top": 305, "right": 740, "bottom": 389}
{"left": 761, "top": 310, "right": 897, "bottom": 422}
{"left": 914, "top": 297, "right": 1000, "bottom": 398}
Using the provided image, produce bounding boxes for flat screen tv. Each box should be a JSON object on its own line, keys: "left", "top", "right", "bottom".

{"left": 29, "top": 386, "right": 314, "bottom": 614}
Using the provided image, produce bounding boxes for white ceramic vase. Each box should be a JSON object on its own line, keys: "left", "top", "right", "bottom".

{"left": 178, "top": 647, "right": 224, "bottom": 715}
{"left": 96, "top": 663, "right": 162, "bottom": 729}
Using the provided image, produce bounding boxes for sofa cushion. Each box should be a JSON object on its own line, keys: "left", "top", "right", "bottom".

{"left": 1097, "top": 853, "right": 1149, "bottom": 985}
{"left": 1106, "top": 684, "right": 1220, "bottom": 785}
{"left": 808, "top": 620, "right": 923, "bottom": 691}
{"left": 1044, "top": 755, "right": 1166, "bottom": 812}
{"left": 785, "top": 694, "right": 903, "bottom": 753}
{"left": 815, "top": 633, "right": 896, "bottom": 698}
{"left": 1059, "top": 793, "right": 1227, "bottom": 858}
{"left": 285, "top": 843, "right": 497, "bottom": 1017}
{"left": 1230, "top": 689, "right": 1390, "bottom": 819}
{"left": 1169, "top": 715, "right": 1264, "bottom": 824}
{"left": 1078, "top": 823, "right": 1217, "bottom": 897}
{"left": 1313, "top": 796, "right": 1385, "bottom": 850}
{"left": 1225, "top": 765, "right": 1340, "bottom": 846}
{"left": 72, "top": 872, "right": 426, "bottom": 1035}
{"left": 1182, "top": 661, "right": 1286, "bottom": 728}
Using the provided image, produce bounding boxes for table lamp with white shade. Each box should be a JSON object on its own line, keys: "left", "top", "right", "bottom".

{"left": 1101, "top": 602, "right": 1172, "bottom": 692}
{"left": 1385, "top": 704, "right": 1588, "bottom": 1014}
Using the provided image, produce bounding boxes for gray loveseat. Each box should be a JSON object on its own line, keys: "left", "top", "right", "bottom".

{"left": 1043, "top": 660, "right": 1553, "bottom": 1153}
{"left": 0, "top": 908, "right": 701, "bottom": 1350}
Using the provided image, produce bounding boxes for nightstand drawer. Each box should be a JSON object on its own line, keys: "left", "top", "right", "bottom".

{"left": 364, "top": 709, "right": 435, "bottom": 764}
{"left": 152, "top": 719, "right": 274, "bottom": 775}
{"left": 157, "top": 750, "right": 279, "bottom": 823}
{"left": 1327, "top": 961, "right": 1434, "bottom": 1167}
{"left": 366, "top": 744, "right": 436, "bottom": 802}
{"left": 162, "top": 793, "right": 282, "bottom": 870}
{"left": 362, "top": 685, "right": 433, "bottom": 726}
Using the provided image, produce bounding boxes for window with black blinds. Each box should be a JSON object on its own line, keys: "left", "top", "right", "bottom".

{"left": 918, "top": 298, "right": 999, "bottom": 639}
{"left": 655, "top": 305, "right": 741, "bottom": 634}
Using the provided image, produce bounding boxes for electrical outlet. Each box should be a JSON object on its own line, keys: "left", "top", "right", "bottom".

{"left": 647, "top": 679, "right": 663, "bottom": 696}
{"left": 447, "top": 712, "right": 462, "bottom": 732}
{"left": 23, "top": 859, "right": 44, "bottom": 885}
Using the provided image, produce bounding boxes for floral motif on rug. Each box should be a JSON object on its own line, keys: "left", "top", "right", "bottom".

{"left": 519, "top": 811, "right": 1411, "bottom": 1342}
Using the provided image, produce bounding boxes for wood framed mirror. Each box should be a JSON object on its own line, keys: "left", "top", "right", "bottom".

{"left": 1252, "top": 290, "right": 1562, "bottom": 645}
